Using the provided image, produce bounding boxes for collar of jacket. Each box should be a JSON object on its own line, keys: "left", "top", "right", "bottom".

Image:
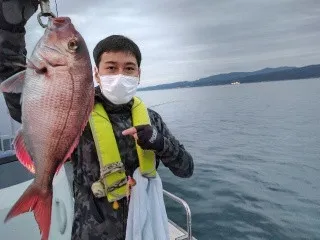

{"left": 94, "top": 86, "right": 134, "bottom": 114}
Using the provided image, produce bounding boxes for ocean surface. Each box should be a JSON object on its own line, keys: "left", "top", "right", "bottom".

{"left": 137, "top": 78, "right": 320, "bottom": 240}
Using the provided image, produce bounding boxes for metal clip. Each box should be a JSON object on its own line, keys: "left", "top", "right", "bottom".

{"left": 37, "top": 0, "right": 56, "bottom": 28}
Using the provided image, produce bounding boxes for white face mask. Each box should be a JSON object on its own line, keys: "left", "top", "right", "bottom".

{"left": 99, "top": 74, "right": 139, "bottom": 105}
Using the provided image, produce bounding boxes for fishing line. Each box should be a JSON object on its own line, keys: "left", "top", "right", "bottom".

{"left": 54, "top": 0, "right": 59, "bottom": 17}
{"left": 149, "top": 100, "right": 179, "bottom": 108}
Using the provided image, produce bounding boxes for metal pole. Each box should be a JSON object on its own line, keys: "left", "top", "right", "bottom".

{"left": 163, "top": 190, "right": 192, "bottom": 240}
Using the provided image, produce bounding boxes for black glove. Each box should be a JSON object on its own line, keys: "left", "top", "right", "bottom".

{"left": 0, "top": 0, "right": 38, "bottom": 32}
{"left": 135, "top": 125, "right": 164, "bottom": 152}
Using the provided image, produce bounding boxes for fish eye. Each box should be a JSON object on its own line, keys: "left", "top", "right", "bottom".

{"left": 68, "top": 39, "right": 78, "bottom": 51}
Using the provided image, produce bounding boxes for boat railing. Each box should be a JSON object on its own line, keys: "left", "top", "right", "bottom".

{"left": 163, "top": 190, "right": 193, "bottom": 240}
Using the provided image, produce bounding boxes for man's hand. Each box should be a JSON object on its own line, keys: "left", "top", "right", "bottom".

{"left": 122, "top": 125, "right": 164, "bottom": 152}
{"left": 0, "top": 0, "right": 38, "bottom": 31}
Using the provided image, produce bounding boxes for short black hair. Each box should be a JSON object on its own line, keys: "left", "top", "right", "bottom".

{"left": 93, "top": 35, "right": 142, "bottom": 67}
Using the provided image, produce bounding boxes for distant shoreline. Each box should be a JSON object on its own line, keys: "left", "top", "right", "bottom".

{"left": 138, "top": 77, "right": 319, "bottom": 92}
{"left": 138, "top": 64, "right": 320, "bottom": 91}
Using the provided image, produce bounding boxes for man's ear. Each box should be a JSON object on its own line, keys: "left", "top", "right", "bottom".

{"left": 94, "top": 66, "right": 100, "bottom": 84}
{"left": 138, "top": 68, "right": 141, "bottom": 85}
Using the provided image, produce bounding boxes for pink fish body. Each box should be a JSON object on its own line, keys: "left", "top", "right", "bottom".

{"left": 0, "top": 17, "right": 94, "bottom": 240}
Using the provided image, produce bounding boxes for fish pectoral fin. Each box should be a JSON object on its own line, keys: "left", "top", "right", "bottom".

{"left": 4, "top": 182, "right": 53, "bottom": 240}
{"left": 0, "top": 70, "right": 26, "bottom": 93}
{"left": 14, "top": 130, "right": 35, "bottom": 174}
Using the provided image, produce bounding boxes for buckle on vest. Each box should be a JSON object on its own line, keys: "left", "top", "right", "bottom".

{"left": 92, "top": 162, "right": 127, "bottom": 199}
{"left": 101, "top": 161, "right": 125, "bottom": 177}
{"left": 106, "top": 178, "right": 127, "bottom": 193}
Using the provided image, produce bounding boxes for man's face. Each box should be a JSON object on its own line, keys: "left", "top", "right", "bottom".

{"left": 95, "top": 51, "right": 140, "bottom": 85}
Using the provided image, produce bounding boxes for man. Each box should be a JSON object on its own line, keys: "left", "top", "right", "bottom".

{"left": 0, "top": 1, "right": 194, "bottom": 239}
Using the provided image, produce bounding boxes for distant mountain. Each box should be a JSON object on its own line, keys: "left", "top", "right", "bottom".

{"left": 138, "top": 65, "right": 319, "bottom": 91}
{"left": 252, "top": 66, "right": 296, "bottom": 75}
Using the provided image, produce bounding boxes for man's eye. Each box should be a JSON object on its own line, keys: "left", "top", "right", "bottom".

{"left": 126, "top": 67, "right": 134, "bottom": 71}
{"left": 107, "top": 67, "right": 115, "bottom": 70}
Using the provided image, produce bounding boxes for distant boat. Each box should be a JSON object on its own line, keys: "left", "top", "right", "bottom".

{"left": 231, "top": 81, "right": 240, "bottom": 85}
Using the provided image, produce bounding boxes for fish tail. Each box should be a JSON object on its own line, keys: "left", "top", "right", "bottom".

{"left": 4, "top": 182, "right": 53, "bottom": 240}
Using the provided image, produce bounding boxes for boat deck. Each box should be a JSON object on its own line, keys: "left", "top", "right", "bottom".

{"left": 169, "top": 220, "right": 197, "bottom": 240}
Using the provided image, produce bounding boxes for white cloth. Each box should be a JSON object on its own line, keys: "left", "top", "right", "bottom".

{"left": 125, "top": 168, "right": 170, "bottom": 240}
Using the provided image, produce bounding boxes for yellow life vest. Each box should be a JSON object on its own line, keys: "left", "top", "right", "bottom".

{"left": 89, "top": 97, "right": 156, "bottom": 203}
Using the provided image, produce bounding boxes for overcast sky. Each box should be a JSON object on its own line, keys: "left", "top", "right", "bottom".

{"left": 25, "top": 0, "right": 320, "bottom": 87}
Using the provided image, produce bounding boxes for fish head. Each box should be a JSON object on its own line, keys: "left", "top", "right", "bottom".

{"left": 33, "top": 17, "right": 92, "bottom": 73}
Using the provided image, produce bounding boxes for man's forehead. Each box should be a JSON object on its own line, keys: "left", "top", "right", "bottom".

{"left": 101, "top": 51, "right": 137, "bottom": 65}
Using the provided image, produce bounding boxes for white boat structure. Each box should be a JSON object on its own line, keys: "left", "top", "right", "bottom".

{"left": 0, "top": 135, "right": 14, "bottom": 152}
{"left": 0, "top": 153, "right": 196, "bottom": 240}
{"left": 231, "top": 81, "right": 240, "bottom": 85}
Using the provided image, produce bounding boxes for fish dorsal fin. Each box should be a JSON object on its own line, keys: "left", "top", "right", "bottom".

{"left": 0, "top": 70, "right": 26, "bottom": 93}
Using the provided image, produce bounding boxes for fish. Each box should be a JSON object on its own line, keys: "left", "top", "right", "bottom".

{"left": 0, "top": 17, "right": 95, "bottom": 240}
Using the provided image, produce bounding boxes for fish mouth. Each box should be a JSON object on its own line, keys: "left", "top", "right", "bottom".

{"left": 47, "top": 17, "right": 73, "bottom": 30}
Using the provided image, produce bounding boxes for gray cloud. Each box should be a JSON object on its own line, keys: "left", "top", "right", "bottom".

{"left": 24, "top": 0, "right": 320, "bottom": 86}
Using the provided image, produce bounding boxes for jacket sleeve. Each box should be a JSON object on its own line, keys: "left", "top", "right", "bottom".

{"left": 0, "top": 0, "right": 38, "bottom": 123}
{"left": 149, "top": 109, "right": 194, "bottom": 178}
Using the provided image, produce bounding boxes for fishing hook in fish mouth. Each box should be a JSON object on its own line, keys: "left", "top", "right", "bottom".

{"left": 37, "top": 0, "right": 56, "bottom": 28}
